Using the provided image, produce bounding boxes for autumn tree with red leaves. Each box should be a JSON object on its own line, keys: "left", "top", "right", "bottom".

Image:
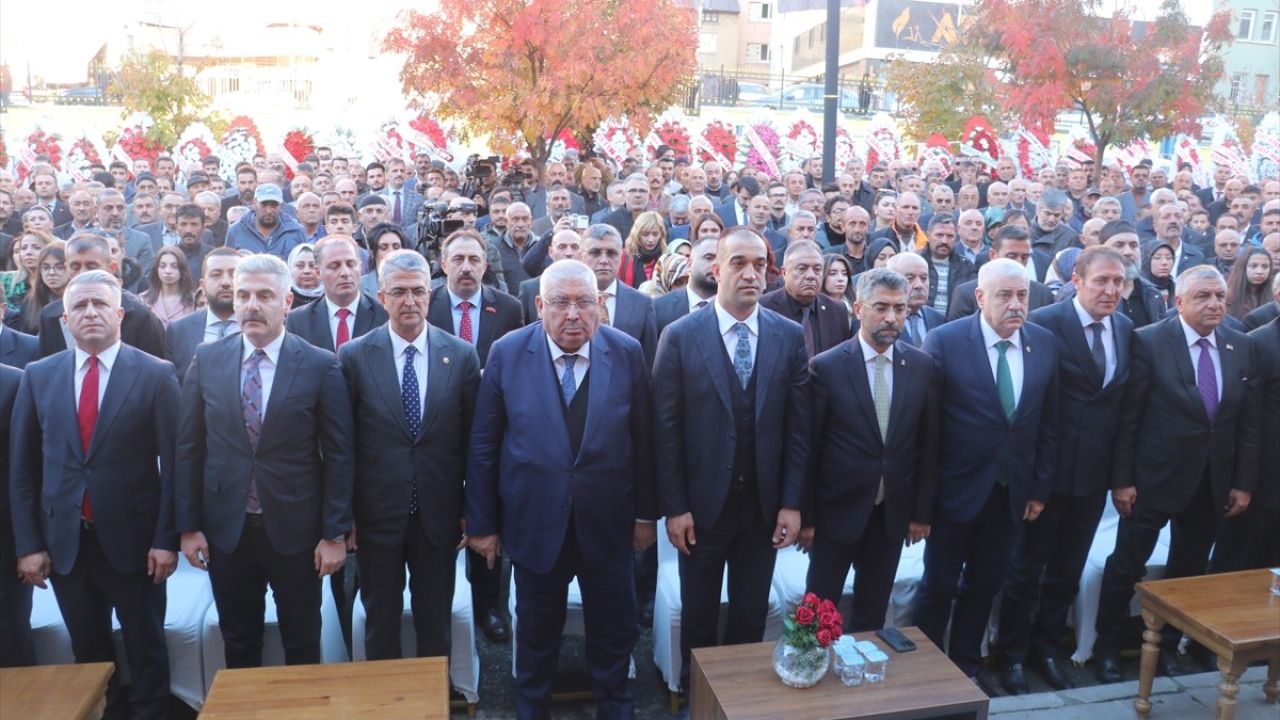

{"left": 971, "top": 0, "right": 1232, "bottom": 167}
{"left": 383, "top": 0, "right": 699, "bottom": 171}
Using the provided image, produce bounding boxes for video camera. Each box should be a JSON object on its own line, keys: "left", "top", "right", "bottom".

{"left": 414, "top": 201, "right": 483, "bottom": 278}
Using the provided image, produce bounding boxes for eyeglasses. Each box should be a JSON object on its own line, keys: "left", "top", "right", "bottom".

{"left": 384, "top": 287, "right": 429, "bottom": 299}
{"left": 544, "top": 299, "right": 598, "bottom": 312}
{"left": 41, "top": 263, "right": 66, "bottom": 273}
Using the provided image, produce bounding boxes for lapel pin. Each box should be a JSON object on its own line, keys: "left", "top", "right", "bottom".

{"left": 442, "top": 356, "right": 450, "bottom": 365}
{"left": 1225, "top": 343, "right": 1233, "bottom": 351}
{"left": 1026, "top": 345, "right": 1032, "bottom": 353}
{"left": 484, "top": 306, "right": 497, "bottom": 314}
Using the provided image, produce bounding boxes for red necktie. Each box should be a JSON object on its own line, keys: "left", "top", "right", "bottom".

{"left": 336, "top": 308, "right": 352, "bottom": 349}
{"left": 78, "top": 355, "right": 99, "bottom": 521}
{"left": 458, "top": 301, "right": 474, "bottom": 344}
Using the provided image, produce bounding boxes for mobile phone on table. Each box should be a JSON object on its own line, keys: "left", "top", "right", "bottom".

{"left": 876, "top": 627, "right": 917, "bottom": 653}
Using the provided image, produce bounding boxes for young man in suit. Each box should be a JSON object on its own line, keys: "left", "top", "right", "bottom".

{"left": 466, "top": 260, "right": 655, "bottom": 719}
{"left": 429, "top": 229, "right": 524, "bottom": 369}
{"left": 341, "top": 250, "right": 481, "bottom": 662}
{"left": 176, "top": 253, "right": 355, "bottom": 668}
{"left": 758, "top": 240, "right": 850, "bottom": 357}
{"left": 285, "top": 235, "right": 388, "bottom": 353}
{"left": 945, "top": 227, "right": 1057, "bottom": 322}
{"left": 654, "top": 235, "right": 718, "bottom": 339}
{"left": 653, "top": 228, "right": 810, "bottom": 693}
{"left": 999, "top": 247, "right": 1134, "bottom": 693}
{"left": 913, "top": 259, "right": 1059, "bottom": 682}
{"left": 1094, "top": 265, "right": 1260, "bottom": 682}
{"left": 803, "top": 268, "right": 939, "bottom": 631}
{"left": 166, "top": 248, "right": 241, "bottom": 382}
{"left": 11, "top": 271, "right": 181, "bottom": 718}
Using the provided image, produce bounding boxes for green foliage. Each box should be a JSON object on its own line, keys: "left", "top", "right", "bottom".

{"left": 109, "top": 50, "right": 212, "bottom": 148}
{"left": 883, "top": 42, "right": 1012, "bottom": 143}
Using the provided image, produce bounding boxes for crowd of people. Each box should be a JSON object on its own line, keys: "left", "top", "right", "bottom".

{"left": 0, "top": 138, "right": 1277, "bottom": 720}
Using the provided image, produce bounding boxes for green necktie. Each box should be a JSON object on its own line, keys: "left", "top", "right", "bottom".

{"left": 996, "top": 339, "right": 1016, "bottom": 420}
{"left": 872, "top": 354, "right": 890, "bottom": 441}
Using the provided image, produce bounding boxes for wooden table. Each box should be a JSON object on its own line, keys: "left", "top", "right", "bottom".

{"left": 199, "top": 657, "right": 449, "bottom": 719}
{"left": 0, "top": 662, "right": 114, "bottom": 720}
{"left": 1134, "top": 569, "right": 1280, "bottom": 720}
{"left": 690, "top": 627, "right": 988, "bottom": 720}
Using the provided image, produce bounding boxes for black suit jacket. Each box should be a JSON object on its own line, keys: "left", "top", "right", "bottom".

{"left": 1248, "top": 320, "right": 1280, "bottom": 510}
{"left": 175, "top": 333, "right": 356, "bottom": 556}
{"left": 0, "top": 364, "right": 23, "bottom": 579}
{"left": 654, "top": 289, "right": 713, "bottom": 340}
{"left": 0, "top": 327, "right": 38, "bottom": 369}
{"left": 1112, "top": 317, "right": 1260, "bottom": 515}
{"left": 165, "top": 309, "right": 225, "bottom": 383}
{"left": 945, "top": 278, "right": 1056, "bottom": 322}
{"left": 284, "top": 292, "right": 388, "bottom": 353}
{"left": 807, "top": 339, "right": 939, "bottom": 543}
{"left": 653, "top": 306, "right": 811, "bottom": 525}
{"left": 921, "top": 252, "right": 978, "bottom": 310}
{"left": 611, "top": 283, "right": 658, "bottom": 371}
{"left": 10, "top": 346, "right": 180, "bottom": 576}
{"left": 600, "top": 207, "right": 638, "bottom": 243}
{"left": 426, "top": 285, "right": 523, "bottom": 368}
{"left": 38, "top": 292, "right": 168, "bottom": 360}
{"left": 340, "top": 325, "right": 481, "bottom": 548}
{"left": 1243, "top": 301, "right": 1279, "bottom": 331}
{"left": 1029, "top": 300, "right": 1134, "bottom": 496}
{"left": 758, "top": 288, "right": 850, "bottom": 357}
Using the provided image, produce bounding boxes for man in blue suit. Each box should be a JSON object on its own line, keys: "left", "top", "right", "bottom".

{"left": 653, "top": 228, "right": 810, "bottom": 693}
{"left": 466, "top": 259, "right": 655, "bottom": 720}
{"left": 0, "top": 324, "right": 38, "bottom": 368}
{"left": 10, "top": 270, "right": 181, "bottom": 718}
{"left": 912, "top": 258, "right": 1059, "bottom": 681}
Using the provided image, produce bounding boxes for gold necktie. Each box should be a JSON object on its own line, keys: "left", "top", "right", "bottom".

{"left": 599, "top": 294, "right": 612, "bottom": 326}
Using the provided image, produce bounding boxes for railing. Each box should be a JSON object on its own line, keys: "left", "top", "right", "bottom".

{"left": 680, "top": 66, "right": 898, "bottom": 117}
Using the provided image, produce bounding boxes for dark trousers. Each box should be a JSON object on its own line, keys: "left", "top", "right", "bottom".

{"left": 208, "top": 518, "right": 322, "bottom": 668}
{"left": 805, "top": 502, "right": 906, "bottom": 632}
{"left": 329, "top": 557, "right": 358, "bottom": 656}
{"left": 1096, "top": 474, "right": 1219, "bottom": 654}
{"left": 678, "top": 485, "right": 776, "bottom": 691}
{"left": 357, "top": 514, "right": 457, "bottom": 661}
{"left": 634, "top": 545, "right": 658, "bottom": 615}
{"left": 914, "top": 484, "right": 1014, "bottom": 678}
{"left": 1000, "top": 491, "right": 1107, "bottom": 663}
{"left": 513, "top": 519, "right": 637, "bottom": 720}
{"left": 0, "top": 569, "right": 34, "bottom": 667}
{"left": 1210, "top": 506, "right": 1280, "bottom": 573}
{"left": 50, "top": 527, "right": 169, "bottom": 720}
{"left": 468, "top": 547, "right": 504, "bottom": 618}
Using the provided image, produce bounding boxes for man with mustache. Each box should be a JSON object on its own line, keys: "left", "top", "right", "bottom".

{"left": 885, "top": 253, "right": 945, "bottom": 346}
{"left": 759, "top": 240, "right": 849, "bottom": 357}
{"left": 913, "top": 258, "right": 1059, "bottom": 684}
{"left": 801, "top": 268, "right": 940, "bottom": 632}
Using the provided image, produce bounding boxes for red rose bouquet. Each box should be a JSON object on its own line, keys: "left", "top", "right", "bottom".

{"left": 111, "top": 114, "right": 165, "bottom": 171}
{"left": 653, "top": 119, "right": 691, "bottom": 158}
{"left": 175, "top": 123, "right": 216, "bottom": 177}
{"left": 27, "top": 128, "right": 62, "bottom": 169}
{"left": 784, "top": 592, "right": 843, "bottom": 650}
{"left": 404, "top": 115, "right": 454, "bottom": 162}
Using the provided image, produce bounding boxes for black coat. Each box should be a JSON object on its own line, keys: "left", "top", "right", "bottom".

{"left": 758, "top": 288, "right": 850, "bottom": 357}
{"left": 426, "top": 284, "right": 523, "bottom": 368}
{"left": 38, "top": 291, "right": 168, "bottom": 361}
{"left": 284, "top": 292, "right": 388, "bottom": 353}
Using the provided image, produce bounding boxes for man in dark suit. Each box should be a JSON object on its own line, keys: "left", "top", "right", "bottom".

{"left": 428, "top": 229, "right": 524, "bottom": 642}
{"left": 519, "top": 229, "right": 582, "bottom": 317}
{"left": 918, "top": 214, "right": 978, "bottom": 318}
{"left": 599, "top": 174, "right": 651, "bottom": 250}
{"left": 341, "top": 249, "right": 481, "bottom": 662}
{"left": 50, "top": 189, "right": 97, "bottom": 239}
{"left": 176, "top": 253, "right": 355, "bottom": 668}
{"left": 37, "top": 233, "right": 169, "bottom": 360}
{"left": 11, "top": 271, "right": 180, "bottom": 718}
{"left": 0, "top": 324, "right": 37, "bottom": 368}
{"left": 913, "top": 258, "right": 1059, "bottom": 680}
{"left": 466, "top": 259, "right": 655, "bottom": 719}
{"left": 883, "top": 253, "right": 944, "bottom": 345}
{"left": 1094, "top": 265, "right": 1260, "bottom": 682}
{"left": 166, "top": 248, "right": 241, "bottom": 382}
{"left": 0, "top": 362, "right": 33, "bottom": 667}
{"left": 654, "top": 235, "right": 718, "bottom": 339}
{"left": 999, "top": 247, "right": 1134, "bottom": 694}
{"left": 578, "top": 224, "right": 658, "bottom": 370}
{"left": 758, "top": 240, "right": 850, "bottom": 357}
{"left": 803, "top": 268, "right": 939, "bottom": 631}
{"left": 713, "top": 176, "right": 757, "bottom": 229}
{"left": 285, "top": 235, "right": 388, "bottom": 353}
{"left": 653, "top": 228, "right": 810, "bottom": 692}
{"left": 946, "top": 226, "right": 1056, "bottom": 321}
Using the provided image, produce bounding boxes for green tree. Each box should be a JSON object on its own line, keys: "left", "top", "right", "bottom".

{"left": 883, "top": 41, "right": 1011, "bottom": 142}
{"left": 109, "top": 50, "right": 211, "bottom": 148}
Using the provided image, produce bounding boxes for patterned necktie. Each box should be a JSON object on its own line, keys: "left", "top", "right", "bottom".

{"left": 599, "top": 294, "right": 612, "bottom": 326}
{"left": 458, "top": 301, "right": 474, "bottom": 343}
{"left": 402, "top": 345, "right": 422, "bottom": 514}
{"left": 392, "top": 191, "right": 402, "bottom": 225}
{"left": 1196, "top": 338, "right": 1218, "bottom": 422}
{"left": 335, "top": 308, "right": 352, "bottom": 349}
{"left": 242, "top": 349, "right": 266, "bottom": 512}
{"left": 560, "top": 354, "right": 579, "bottom": 405}
{"left": 910, "top": 314, "right": 924, "bottom": 347}
{"left": 733, "top": 322, "right": 753, "bottom": 389}
{"left": 996, "top": 339, "right": 1016, "bottom": 420}
{"left": 872, "top": 354, "right": 890, "bottom": 441}
{"left": 696, "top": 300, "right": 709, "bottom": 310}
{"left": 216, "top": 319, "right": 234, "bottom": 339}
{"left": 1089, "top": 322, "right": 1107, "bottom": 381}
{"left": 78, "top": 355, "right": 99, "bottom": 521}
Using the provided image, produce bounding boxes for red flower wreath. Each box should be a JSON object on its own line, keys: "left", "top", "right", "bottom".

{"left": 64, "top": 137, "right": 103, "bottom": 180}
{"left": 27, "top": 128, "right": 63, "bottom": 170}
{"left": 283, "top": 129, "right": 315, "bottom": 164}
{"left": 654, "top": 120, "right": 691, "bottom": 158}
{"left": 117, "top": 127, "right": 165, "bottom": 168}
{"left": 409, "top": 116, "right": 449, "bottom": 155}
{"left": 0, "top": 129, "right": 9, "bottom": 170}
{"left": 550, "top": 128, "right": 582, "bottom": 155}
{"left": 699, "top": 121, "right": 738, "bottom": 166}
{"left": 221, "top": 116, "right": 266, "bottom": 157}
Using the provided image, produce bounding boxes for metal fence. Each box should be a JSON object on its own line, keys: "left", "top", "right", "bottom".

{"left": 681, "top": 67, "right": 897, "bottom": 117}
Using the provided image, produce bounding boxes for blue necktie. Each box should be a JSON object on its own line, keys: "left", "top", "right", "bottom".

{"left": 560, "top": 354, "right": 578, "bottom": 405}
{"left": 733, "top": 322, "right": 752, "bottom": 388}
{"left": 402, "top": 345, "right": 421, "bottom": 514}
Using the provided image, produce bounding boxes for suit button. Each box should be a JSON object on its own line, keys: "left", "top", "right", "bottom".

{"left": 84, "top": 469, "right": 91, "bottom": 476}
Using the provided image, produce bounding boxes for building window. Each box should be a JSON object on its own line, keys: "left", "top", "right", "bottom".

{"left": 1260, "top": 11, "right": 1278, "bottom": 43}
{"left": 1236, "top": 9, "right": 1255, "bottom": 40}
{"left": 1255, "top": 74, "right": 1270, "bottom": 105}
{"left": 701, "top": 10, "right": 719, "bottom": 24}
{"left": 749, "top": 2, "right": 772, "bottom": 21}
{"left": 1229, "top": 72, "right": 1245, "bottom": 102}
{"left": 747, "top": 43, "right": 772, "bottom": 62}
{"left": 698, "top": 32, "right": 718, "bottom": 54}
{"left": 808, "top": 28, "right": 815, "bottom": 48}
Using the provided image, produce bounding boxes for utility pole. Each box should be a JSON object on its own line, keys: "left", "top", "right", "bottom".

{"left": 821, "top": 0, "right": 840, "bottom": 184}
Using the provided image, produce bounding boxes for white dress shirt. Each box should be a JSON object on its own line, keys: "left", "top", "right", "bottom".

{"left": 686, "top": 286, "right": 712, "bottom": 313}
{"left": 979, "top": 315, "right": 1024, "bottom": 407}
{"left": 448, "top": 288, "right": 482, "bottom": 341}
{"left": 547, "top": 335, "right": 590, "bottom": 389}
{"left": 202, "top": 309, "right": 239, "bottom": 343}
{"left": 1180, "top": 317, "right": 1222, "bottom": 402}
{"left": 74, "top": 341, "right": 122, "bottom": 410}
{"left": 858, "top": 334, "right": 894, "bottom": 400}
{"left": 601, "top": 280, "right": 618, "bottom": 326}
{"left": 325, "top": 296, "right": 360, "bottom": 347}
{"left": 241, "top": 332, "right": 285, "bottom": 416}
{"left": 1072, "top": 298, "right": 1116, "bottom": 386}
{"left": 389, "top": 324, "right": 429, "bottom": 411}
{"left": 715, "top": 301, "right": 759, "bottom": 367}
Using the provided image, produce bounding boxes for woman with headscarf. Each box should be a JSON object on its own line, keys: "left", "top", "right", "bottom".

{"left": 639, "top": 252, "right": 690, "bottom": 298}
{"left": 1141, "top": 241, "right": 1176, "bottom": 310}
{"left": 1046, "top": 247, "right": 1082, "bottom": 298}
{"left": 287, "top": 243, "right": 325, "bottom": 309}
{"left": 666, "top": 237, "right": 692, "bottom": 259}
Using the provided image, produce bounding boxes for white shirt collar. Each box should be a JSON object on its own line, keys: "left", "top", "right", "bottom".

{"left": 75, "top": 340, "right": 123, "bottom": 371}
{"left": 979, "top": 315, "right": 1022, "bottom": 350}
{"left": 1179, "top": 317, "right": 1215, "bottom": 348}
{"left": 448, "top": 287, "right": 481, "bottom": 309}
{"left": 242, "top": 331, "right": 285, "bottom": 365}
{"left": 1072, "top": 297, "right": 1112, "bottom": 332}
{"left": 686, "top": 285, "right": 712, "bottom": 311}
{"left": 546, "top": 334, "right": 589, "bottom": 363}
{"left": 857, "top": 333, "right": 894, "bottom": 364}
{"left": 714, "top": 300, "right": 760, "bottom": 337}
{"left": 602, "top": 279, "right": 618, "bottom": 298}
{"left": 205, "top": 308, "right": 234, "bottom": 329}
{"left": 388, "top": 323, "right": 428, "bottom": 357}
{"left": 325, "top": 295, "right": 360, "bottom": 319}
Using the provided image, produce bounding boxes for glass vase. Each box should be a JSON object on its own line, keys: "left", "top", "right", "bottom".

{"left": 772, "top": 637, "right": 830, "bottom": 688}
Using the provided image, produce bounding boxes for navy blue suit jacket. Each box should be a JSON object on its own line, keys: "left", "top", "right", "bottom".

{"left": 653, "top": 305, "right": 811, "bottom": 525}
{"left": 9, "top": 345, "right": 180, "bottom": 575}
{"left": 923, "top": 315, "right": 1059, "bottom": 523}
{"left": 611, "top": 283, "right": 658, "bottom": 371}
{"left": 465, "top": 324, "right": 655, "bottom": 575}
{"left": 0, "top": 327, "right": 38, "bottom": 369}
